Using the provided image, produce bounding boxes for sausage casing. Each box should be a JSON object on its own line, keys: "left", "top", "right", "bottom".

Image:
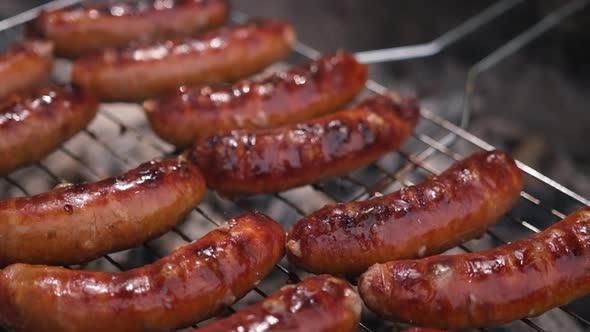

{"left": 143, "top": 51, "right": 367, "bottom": 146}
{"left": 29, "top": 0, "right": 229, "bottom": 58}
{"left": 286, "top": 151, "right": 523, "bottom": 275}
{"left": 359, "top": 207, "right": 590, "bottom": 329}
{"left": 0, "top": 155, "right": 205, "bottom": 266}
{"left": 72, "top": 19, "right": 296, "bottom": 101}
{"left": 190, "top": 93, "right": 419, "bottom": 195}
{"left": 196, "top": 275, "right": 361, "bottom": 332}
{"left": 0, "top": 211, "right": 285, "bottom": 332}
{"left": 0, "top": 84, "right": 97, "bottom": 176}
{"left": 0, "top": 40, "right": 53, "bottom": 100}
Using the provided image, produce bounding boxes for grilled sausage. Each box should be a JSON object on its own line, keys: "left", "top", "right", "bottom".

{"left": 0, "top": 40, "right": 53, "bottom": 100}
{"left": 0, "top": 155, "right": 205, "bottom": 266}
{"left": 143, "top": 51, "right": 367, "bottom": 146}
{"left": 72, "top": 19, "right": 296, "bottom": 101}
{"left": 0, "top": 211, "right": 285, "bottom": 332}
{"left": 0, "top": 84, "right": 97, "bottom": 176}
{"left": 190, "top": 93, "right": 419, "bottom": 195}
{"left": 359, "top": 207, "right": 590, "bottom": 329}
{"left": 196, "top": 275, "right": 361, "bottom": 332}
{"left": 286, "top": 151, "right": 523, "bottom": 275}
{"left": 28, "top": 0, "right": 229, "bottom": 58}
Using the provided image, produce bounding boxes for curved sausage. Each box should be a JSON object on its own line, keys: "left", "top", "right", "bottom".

{"left": 190, "top": 93, "right": 419, "bottom": 195}
{"left": 0, "top": 84, "right": 97, "bottom": 176}
{"left": 402, "top": 328, "right": 443, "bottom": 332}
{"left": 0, "top": 211, "right": 285, "bottom": 332}
{"left": 28, "top": 0, "right": 228, "bottom": 58}
{"left": 196, "top": 275, "right": 361, "bottom": 332}
{"left": 359, "top": 207, "right": 590, "bottom": 329}
{"left": 286, "top": 151, "right": 523, "bottom": 275}
{"left": 72, "top": 19, "right": 296, "bottom": 101}
{"left": 0, "top": 154, "right": 205, "bottom": 266}
{"left": 0, "top": 40, "right": 53, "bottom": 100}
{"left": 143, "top": 51, "right": 367, "bottom": 146}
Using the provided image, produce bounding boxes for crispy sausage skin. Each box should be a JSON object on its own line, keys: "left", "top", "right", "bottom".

{"left": 359, "top": 207, "right": 590, "bottom": 329}
{"left": 143, "top": 51, "right": 367, "bottom": 146}
{"left": 29, "top": 0, "right": 229, "bottom": 58}
{"left": 0, "top": 40, "right": 53, "bottom": 100}
{"left": 72, "top": 19, "right": 296, "bottom": 101}
{"left": 0, "top": 155, "right": 205, "bottom": 267}
{"left": 0, "top": 84, "right": 97, "bottom": 176}
{"left": 190, "top": 93, "right": 419, "bottom": 195}
{"left": 197, "top": 275, "right": 361, "bottom": 332}
{"left": 286, "top": 151, "right": 523, "bottom": 275}
{"left": 0, "top": 212, "right": 285, "bottom": 332}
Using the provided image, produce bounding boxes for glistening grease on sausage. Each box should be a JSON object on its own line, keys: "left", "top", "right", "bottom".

{"left": 190, "top": 93, "right": 419, "bottom": 195}
{"left": 0, "top": 212, "right": 285, "bottom": 332}
{"left": 144, "top": 51, "right": 368, "bottom": 146}
{"left": 29, "top": 0, "right": 229, "bottom": 58}
{"left": 72, "top": 19, "right": 296, "bottom": 101}
{"left": 0, "top": 155, "right": 205, "bottom": 266}
{"left": 0, "top": 40, "right": 53, "bottom": 100}
{"left": 286, "top": 151, "right": 523, "bottom": 275}
{"left": 359, "top": 207, "right": 590, "bottom": 329}
{"left": 196, "top": 275, "right": 362, "bottom": 332}
{"left": 0, "top": 84, "right": 97, "bottom": 176}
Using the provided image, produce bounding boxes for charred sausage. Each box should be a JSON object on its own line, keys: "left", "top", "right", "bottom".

{"left": 0, "top": 211, "right": 285, "bottom": 332}
{"left": 28, "top": 0, "right": 229, "bottom": 58}
{"left": 190, "top": 93, "right": 419, "bottom": 195}
{"left": 72, "top": 19, "right": 296, "bottom": 101}
{"left": 143, "top": 51, "right": 368, "bottom": 146}
{"left": 196, "top": 275, "right": 361, "bottom": 332}
{"left": 359, "top": 207, "right": 590, "bottom": 329}
{"left": 286, "top": 151, "right": 523, "bottom": 275}
{"left": 0, "top": 155, "right": 206, "bottom": 266}
{"left": 0, "top": 84, "right": 97, "bottom": 176}
{"left": 0, "top": 40, "right": 53, "bottom": 100}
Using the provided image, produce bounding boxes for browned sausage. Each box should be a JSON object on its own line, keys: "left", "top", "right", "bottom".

{"left": 72, "top": 19, "right": 296, "bottom": 101}
{"left": 28, "top": 0, "right": 229, "bottom": 58}
{"left": 0, "top": 40, "right": 53, "bottom": 100}
{"left": 0, "top": 211, "right": 285, "bottom": 332}
{"left": 0, "top": 154, "right": 206, "bottom": 266}
{"left": 196, "top": 275, "right": 361, "bottom": 332}
{"left": 286, "top": 151, "right": 523, "bottom": 275}
{"left": 143, "top": 51, "right": 368, "bottom": 146}
{"left": 0, "top": 84, "right": 97, "bottom": 176}
{"left": 359, "top": 207, "right": 590, "bottom": 329}
{"left": 190, "top": 93, "right": 419, "bottom": 195}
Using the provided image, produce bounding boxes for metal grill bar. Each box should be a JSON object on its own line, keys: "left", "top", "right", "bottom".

{"left": 0, "top": 0, "right": 83, "bottom": 31}
{"left": 0, "top": 1, "right": 589, "bottom": 331}
{"left": 463, "top": 0, "right": 590, "bottom": 128}
{"left": 354, "top": 0, "right": 525, "bottom": 63}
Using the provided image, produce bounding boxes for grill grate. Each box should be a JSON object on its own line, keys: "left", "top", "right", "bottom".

{"left": 1, "top": 1, "right": 589, "bottom": 331}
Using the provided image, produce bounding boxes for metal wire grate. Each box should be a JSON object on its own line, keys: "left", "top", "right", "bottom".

{"left": 1, "top": 1, "right": 589, "bottom": 331}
